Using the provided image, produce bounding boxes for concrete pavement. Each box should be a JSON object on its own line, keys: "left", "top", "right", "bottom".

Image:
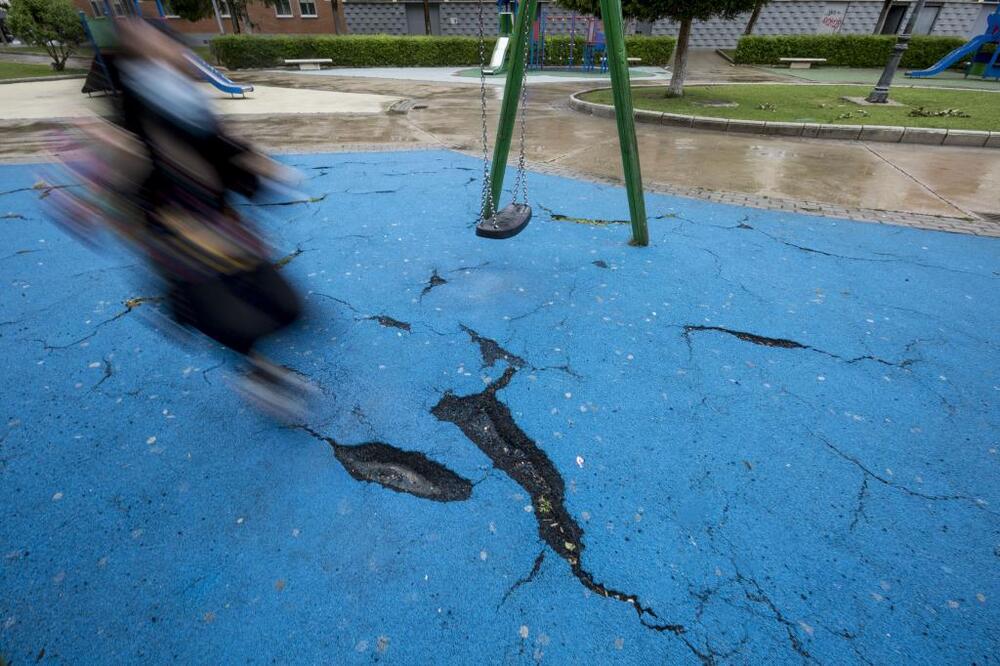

{"left": 1, "top": 51, "right": 998, "bottom": 233}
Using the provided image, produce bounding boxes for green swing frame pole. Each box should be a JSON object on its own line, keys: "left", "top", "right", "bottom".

{"left": 597, "top": 0, "right": 649, "bottom": 246}
{"left": 483, "top": 0, "right": 538, "bottom": 219}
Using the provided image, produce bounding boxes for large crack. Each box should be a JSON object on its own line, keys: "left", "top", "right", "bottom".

{"left": 430, "top": 366, "right": 686, "bottom": 635}
{"left": 682, "top": 325, "right": 915, "bottom": 368}
{"left": 368, "top": 315, "right": 411, "bottom": 332}
{"left": 461, "top": 325, "right": 525, "bottom": 369}
{"left": 298, "top": 425, "right": 472, "bottom": 502}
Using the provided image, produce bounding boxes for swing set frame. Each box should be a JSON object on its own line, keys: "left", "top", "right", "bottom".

{"left": 482, "top": 0, "right": 649, "bottom": 246}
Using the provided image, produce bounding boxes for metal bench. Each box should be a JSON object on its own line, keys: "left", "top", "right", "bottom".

{"left": 284, "top": 58, "right": 333, "bottom": 71}
{"left": 779, "top": 57, "right": 827, "bottom": 69}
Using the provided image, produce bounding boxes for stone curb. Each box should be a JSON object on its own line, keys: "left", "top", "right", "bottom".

{"left": 0, "top": 74, "right": 86, "bottom": 85}
{"left": 568, "top": 90, "right": 997, "bottom": 149}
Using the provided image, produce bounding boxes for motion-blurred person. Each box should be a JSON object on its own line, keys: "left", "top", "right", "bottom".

{"left": 47, "top": 18, "right": 313, "bottom": 419}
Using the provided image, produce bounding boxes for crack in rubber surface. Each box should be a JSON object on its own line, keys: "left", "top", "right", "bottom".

{"left": 274, "top": 247, "right": 305, "bottom": 270}
{"left": 420, "top": 270, "right": 447, "bottom": 299}
{"left": 460, "top": 325, "right": 525, "bottom": 369}
{"left": 298, "top": 426, "right": 472, "bottom": 502}
{"left": 368, "top": 315, "right": 411, "bottom": 332}
{"left": 684, "top": 325, "right": 804, "bottom": 349}
{"left": 430, "top": 366, "right": 686, "bottom": 635}
{"left": 499, "top": 550, "right": 545, "bottom": 608}
{"left": 538, "top": 204, "right": 628, "bottom": 226}
{"left": 683, "top": 325, "right": 916, "bottom": 368}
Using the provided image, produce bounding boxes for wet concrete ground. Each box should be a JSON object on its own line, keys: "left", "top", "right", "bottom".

{"left": 232, "top": 70, "right": 1000, "bottom": 225}
{"left": 3, "top": 49, "right": 996, "bottom": 229}
{"left": 1, "top": 150, "right": 997, "bottom": 664}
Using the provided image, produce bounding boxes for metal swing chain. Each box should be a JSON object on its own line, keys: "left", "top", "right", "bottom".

{"left": 511, "top": 11, "right": 529, "bottom": 207}
{"left": 476, "top": 0, "right": 497, "bottom": 223}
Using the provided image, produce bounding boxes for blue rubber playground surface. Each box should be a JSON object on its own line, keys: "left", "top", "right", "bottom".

{"left": 1, "top": 150, "right": 998, "bottom": 664}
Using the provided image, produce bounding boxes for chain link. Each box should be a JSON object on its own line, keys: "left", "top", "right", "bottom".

{"left": 511, "top": 10, "right": 529, "bottom": 206}
{"left": 477, "top": 0, "right": 530, "bottom": 222}
{"left": 477, "top": 0, "right": 497, "bottom": 223}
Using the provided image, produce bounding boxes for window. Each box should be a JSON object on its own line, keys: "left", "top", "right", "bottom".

{"left": 218, "top": 0, "right": 230, "bottom": 18}
{"left": 111, "top": 0, "right": 128, "bottom": 16}
{"left": 89, "top": 0, "right": 105, "bottom": 17}
{"left": 299, "top": 0, "right": 317, "bottom": 17}
{"left": 274, "top": 0, "right": 292, "bottom": 17}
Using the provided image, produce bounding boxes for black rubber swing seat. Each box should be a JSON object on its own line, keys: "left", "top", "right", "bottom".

{"left": 476, "top": 204, "right": 532, "bottom": 239}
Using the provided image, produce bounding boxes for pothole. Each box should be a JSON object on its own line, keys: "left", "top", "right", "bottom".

{"left": 299, "top": 426, "right": 472, "bottom": 502}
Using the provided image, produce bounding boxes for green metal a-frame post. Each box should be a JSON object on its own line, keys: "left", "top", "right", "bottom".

{"left": 482, "top": 0, "right": 537, "bottom": 220}
{"left": 597, "top": 0, "right": 648, "bottom": 246}
{"left": 484, "top": 0, "right": 649, "bottom": 246}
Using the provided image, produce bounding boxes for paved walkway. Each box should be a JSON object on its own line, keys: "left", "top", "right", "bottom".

{"left": 0, "top": 79, "right": 399, "bottom": 120}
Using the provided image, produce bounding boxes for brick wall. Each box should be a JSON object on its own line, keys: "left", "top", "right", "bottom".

{"left": 74, "top": 0, "right": 340, "bottom": 37}
{"left": 73, "top": 0, "right": 998, "bottom": 47}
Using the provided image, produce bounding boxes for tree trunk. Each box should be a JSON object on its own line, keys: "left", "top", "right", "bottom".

{"left": 873, "top": 0, "right": 893, "bottom": 34}
{"left": 667, "top": 17, "right": 691, "bottom": 98}
{"left": 332, "top": 0, "right": 349, "bottom": 34}
{"left": 423, "top": 0, "right": 432, "bottom": 35}
{"left": 230, "top": 11, "right": 241, "bottom": 34}
{"left": 743, "top": 0, "right": 765, "bottom": 36}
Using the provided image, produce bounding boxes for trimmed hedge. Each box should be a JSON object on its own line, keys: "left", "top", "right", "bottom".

{"left": 541, "top": 35, "right": 675, "bottom": 67}
{"left": 211, "top": 34, "right": 675, "bottom": 69}
{"left": 733, "top": 34, "right": 971, "bottom": 69}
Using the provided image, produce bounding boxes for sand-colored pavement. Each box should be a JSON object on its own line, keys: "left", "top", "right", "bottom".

{"left": 0, "top": 78, "right": 400, "bottom": 120}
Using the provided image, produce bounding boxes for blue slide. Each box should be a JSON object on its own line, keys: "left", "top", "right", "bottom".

{"left": 185, "top": 52, "right": 254, "bottom": 96}
{"left": 906, "top": 33, "right": 989, "bottom": 77}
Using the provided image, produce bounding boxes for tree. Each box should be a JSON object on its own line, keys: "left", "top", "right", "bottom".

{"left": 172, "top": 0, "right": 244, "bottom": 33}
{"left": 743, "top": 0, "right": 770, "bottom": 36}
{"left": 7, "top": 0, "right": 85, "bottom": 71}
{"left": 557, "top": 0, "right": 761, "bottom": 97}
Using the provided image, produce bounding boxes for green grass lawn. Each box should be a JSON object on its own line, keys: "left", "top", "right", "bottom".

{"left": 0, "top": 45, "right": 54, "bottom": 56}
{"left": 582, "top": 84, "right": 1000, "bottom": 131}
{"left": 0, "top": 61, "right": 86, "bottom": 80}
{"left": 1, "top": 44, "right": 217, "bottom": 64}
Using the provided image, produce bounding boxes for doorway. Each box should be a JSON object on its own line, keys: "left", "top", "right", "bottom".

{"left": 406, "top": 2, "right": 441, "bottom": 35}
{"left": 880, "top": 4, "right": 907, "bottom": 34}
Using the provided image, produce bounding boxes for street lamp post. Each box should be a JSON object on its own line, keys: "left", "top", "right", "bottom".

{"left": 866, "top": 0, "right": 927, "bottom": 103}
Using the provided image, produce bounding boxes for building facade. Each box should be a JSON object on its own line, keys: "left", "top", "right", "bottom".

{"left": 73, "top": 0, "right": 999, "bottom": 48}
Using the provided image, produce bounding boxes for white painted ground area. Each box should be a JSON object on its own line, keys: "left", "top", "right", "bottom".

{"left": 0, "top": 79, "right": 400, "bottom": 121}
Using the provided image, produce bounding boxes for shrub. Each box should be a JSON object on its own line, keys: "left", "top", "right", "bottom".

{"left": 7, "top": 0, "right": 86, "bottom": 71}
{"left": 211, "top": 34, "right": 675, "bottom": 69}
{"left": 733, "top": 34, "right": 969, "bottom": 69}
